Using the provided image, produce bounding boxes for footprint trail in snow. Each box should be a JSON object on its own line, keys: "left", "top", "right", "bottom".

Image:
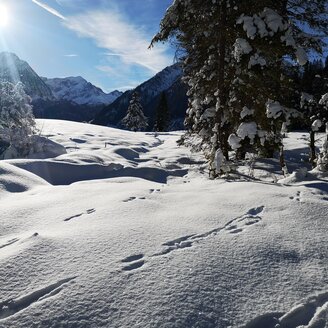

{"left": 121, "top": 254, "right": 145, "bottom": 272}
{"left": 153, "top": 206, "right": 265, "bottom": 256}
{"left": 64, "top": 208, "right": 96, "bottom": 222}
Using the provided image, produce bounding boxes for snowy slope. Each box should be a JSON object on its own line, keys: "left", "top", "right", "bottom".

{"left": 0, "top": 120, "right": 327, "bottom": 328}
{"left": 43, "top": 76, "right": 122, "bottom": 106}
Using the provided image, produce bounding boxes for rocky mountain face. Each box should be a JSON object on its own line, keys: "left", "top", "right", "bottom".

{"left": 93, "top": 63, "right": 188, "bottom": 130}
{"left": 43, "top": 76, "right": 122, "bottom": 106}
{"left": 0, "top": 52, "right": 53, "bottom": 100}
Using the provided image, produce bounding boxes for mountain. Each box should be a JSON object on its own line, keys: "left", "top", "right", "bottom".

{"left": 0, "top": 52, "right": 53, "bottom": 100}
{"left": 43, "top": 76, "right": 122, "bottom": 106}
{"left": 0, "top": 52, "right": 123, "bottom": 122}
{"left": 0, "top": 52, "right": 187, "bottom": 126}
{"left": 93, "top": 63, "right": 188, "bottom": 130}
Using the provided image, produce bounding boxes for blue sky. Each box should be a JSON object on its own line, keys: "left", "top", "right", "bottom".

{"left": 0, "top": 0, "right": 174, "bottom": 92}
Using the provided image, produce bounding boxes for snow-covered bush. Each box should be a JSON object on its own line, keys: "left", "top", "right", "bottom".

{"left": 0, "top": 81, "right": 36, "bottom": 159}
{"left": 121, "top": 92, "right": 148, "bottom": 132}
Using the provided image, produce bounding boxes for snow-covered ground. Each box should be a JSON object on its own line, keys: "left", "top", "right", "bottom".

{"left": 0, "top": 120, "right": 327, "bottom": 328}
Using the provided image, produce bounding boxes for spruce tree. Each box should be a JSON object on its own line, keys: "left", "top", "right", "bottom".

{"left": 153, "top": 92, "right": 170, "bottom": 132}
{"left": 0, "top": 81, "right": 36, "bottom": 159}
{"left": 121, "top": 92, "right": 148, "bottom": 132}
{"left": 151, "top": 0, "right": 328, "bottom": 177}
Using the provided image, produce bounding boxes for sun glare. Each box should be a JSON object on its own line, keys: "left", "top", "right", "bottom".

{"left": 0, "top": 4, "right": 9, "bottom": 28}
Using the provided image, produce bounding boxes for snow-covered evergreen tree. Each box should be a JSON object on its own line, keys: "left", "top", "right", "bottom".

{"left": 0, "top": 81, "right": 36, "bottom": 159}
{"left": 298, "top": 60, "right": 328, "bottom": 167}
{"left": 151, "top": 0, "right": 328, "bottom": 177}
{"left": 153, "top": 92, "right": 170, "bottom": 132}
{"left": 121, "top": 92, "right": 148, "bottom": 132}
{"left": 316, "top": 93, "right": 328, "bottom": 171}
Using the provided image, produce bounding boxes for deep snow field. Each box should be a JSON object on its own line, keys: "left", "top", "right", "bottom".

{"left": 0, "top": 119, "right": 327, "bottom": 328}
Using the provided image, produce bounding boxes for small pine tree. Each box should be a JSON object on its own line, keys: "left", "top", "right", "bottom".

{"left": 153, "top": 92, "right": 170, "bottom": 132}
{"left": 121, "top": 92, "right": 148, "bottom": 132}
{"left": 0, "top": 81, "right": 36, "bottom": 159}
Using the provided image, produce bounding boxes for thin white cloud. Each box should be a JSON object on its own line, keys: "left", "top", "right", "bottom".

{"left": 64, "top": 10, "right": 171, "bottom": 73}
{"left": 96, "top": 65, "right": 116, "bottom": 74}
{"left": 32, "top": 0, "right": 66, "bottom": 20}
{"left": 64, "top": 54, "right": 78, "bottom": 57}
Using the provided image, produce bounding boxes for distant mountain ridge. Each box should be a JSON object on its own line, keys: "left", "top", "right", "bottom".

{"left": 93, "top": 63, "right": 188, "bottom": 130}
{"left": 43, "top": 76, "right": 122, "bottom": 106}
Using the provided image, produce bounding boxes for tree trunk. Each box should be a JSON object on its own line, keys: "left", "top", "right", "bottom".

{"left": 217, "top": 0, "right": 229, "bottom": 161}
{"left": 280, "top": 143, "right": 287, "bottom": 176}
{"left": 309, "top": 130, "right": 316, "bottom": 168}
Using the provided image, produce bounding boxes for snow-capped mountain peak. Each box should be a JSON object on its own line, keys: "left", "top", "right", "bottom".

{"left": 43, "top": 76, "right": 122, "bottom": 106}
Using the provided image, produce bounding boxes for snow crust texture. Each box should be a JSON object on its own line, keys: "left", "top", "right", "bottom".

{"left": 0, "top": 120, "right": 327, "bottom": 328}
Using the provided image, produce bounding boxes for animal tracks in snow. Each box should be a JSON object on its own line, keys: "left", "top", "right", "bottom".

{"left": 0, "top": 276, "right": 76, "bottom": 320}
{"left": 154, "top": 235, "right": 195, "bottom": 256}
{"left": 122, "top": 196, "right": 146, "bottom": 203}
{"left": 122, "top": 197, "right": 137, "bottom": 203}
{"left": 64, "top": 208, "right": 96, "bottom": 222}
{"left": 121, "top": 254, "right": 145, "bottom": 272}
{"left": 289, "top": 191, "right": 302, "bottom": 202}
{"left": 224, "top": 207, "right": 263, "bottom": 235}
{"left": 122, "top": 189, "right": 161, "bottom": 203}
{"left": 154, "top": 206, "right": 265, "bottom": 257}
{"left": 149, "top": 188, "right": 161, "bottom": 194}
{"left": 119, "top": 207, "right": 264, "bottom": 272}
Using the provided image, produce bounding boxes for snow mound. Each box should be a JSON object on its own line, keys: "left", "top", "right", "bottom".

{"left": 29, "top": 135, "right": 67, "bottom": 159}
{"left": 0, "top": 162, "right": 49, "bottom": 195}
{"left": 8, "top": 159, "right": 187, "bottom": 185}
{"left": 245, "top": 291, "right": 328, "bottom": 328}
